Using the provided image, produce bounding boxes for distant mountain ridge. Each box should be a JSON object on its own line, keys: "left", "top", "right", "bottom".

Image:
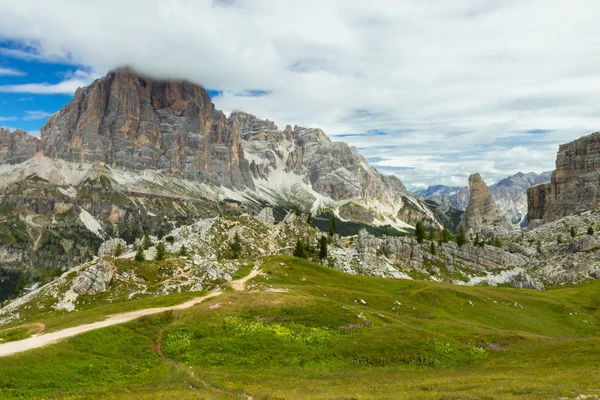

{"left": 415, "top": 171, "right": 552, "bottom": 225}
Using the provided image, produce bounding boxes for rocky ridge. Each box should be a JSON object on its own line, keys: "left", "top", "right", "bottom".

{"left": 528, "top": 132, "right": 600, "bottom": 224}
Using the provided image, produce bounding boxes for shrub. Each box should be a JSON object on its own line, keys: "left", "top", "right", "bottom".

{"left": 179, "top": 245, "right": 187, "bottom": 257}
{"left": 588, "top": 226, "right": 595, "bottom": 235}
{"left": 114, "top": 243, "right": 123, "bottom": 257}
{"left": 570, "top": 226, "right": 577, "bottom": 238}
{"left": 142, "top": 234, "right": 153, "bottom": 250}
{"left": 165, "top": 236, "right": 175, "bottom": 244}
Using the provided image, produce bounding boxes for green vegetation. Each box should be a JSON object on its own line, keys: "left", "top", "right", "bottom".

{"left": 134, "top": 247, "right": 145, "bottom": 262}
{"left": 155, "top": 242, "right": 166, "bottom": 261}
{"left": 415, "top": 221, "right": 425, "bottom": 243}
{"left": 229, "top": 233, "right": 242, "bottom": 259}
{"left": 142, "top": 234, "right": 153, "bottom": 250}
{"left": 293, "top": 239, "right": 307, "bottom": 258}
{"left": 588, "top": 226, "right": 595, "bottom": 235}
{"left": 1, "top": 256, "right": 600, "bottom": 399}
{"left": 178, "top": 244, "right": 187, "bottom": 257}
{"left": 329, "top": 215, "right": 336, "bottom": 236}
{"left": 114, "top": 242, "right": 124, "bottom": 257}
{"left": 318, "top": 235, "right": 328, "bottom": 260}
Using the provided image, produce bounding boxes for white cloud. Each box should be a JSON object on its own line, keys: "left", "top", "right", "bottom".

{"left": 0, "top": 67, "right": 25, "bottom": 76}
{"left": 0, "top": 116, "right": 18, "bottom": 121}
{"left": 0, "top": 69, "right": 99, "bottom": 94}
{"left": 22, "top": 110, "right": 53, "bottom": 120}
{"left": 1, "top": 0, "right": 599, "bottom": 188}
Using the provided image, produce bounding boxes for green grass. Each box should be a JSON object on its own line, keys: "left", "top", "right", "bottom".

{"left": 1, "top": 256, "right": 600, "bottom": 399}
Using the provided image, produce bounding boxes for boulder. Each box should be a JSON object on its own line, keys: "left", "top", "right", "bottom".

{"left": 72, "top": 260, "right": 115, "bottom": 295}
{"left": 569, "top": 235, "right": 600, "bottom": 252}
{"left": 257, "top": 207, "right": 275, "bottom": 225}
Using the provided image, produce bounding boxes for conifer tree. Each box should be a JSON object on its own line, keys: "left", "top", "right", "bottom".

{"left": 319, "top": 235, "right": 328, "bottom": 260}
{"left": 415, "top": 221, "right": 425, "bottom": 244}
{"left": 329, "top": 216, "right": 337, "bottom": 237}
{"left": 155, "top": 242, "right": 166, "bottom": 261}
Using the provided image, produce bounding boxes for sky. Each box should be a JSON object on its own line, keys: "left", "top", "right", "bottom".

{"left": 1, "top": 0, "right": 600, "bottom": 190}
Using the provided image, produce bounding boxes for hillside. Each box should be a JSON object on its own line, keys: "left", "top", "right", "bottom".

{"left": 0, "top": 256, "right": 598, "bottom": 399}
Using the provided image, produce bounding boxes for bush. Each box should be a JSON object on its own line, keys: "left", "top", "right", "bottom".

{"left": 114, "top": 243, "right": 123, "bottom": 257}
{"left": 179, "top": 245, "right": 187, "bottom": 257}
{"left": 570, "top": 226, "right": 577, "bottom": 238}
{"left": 165, "top": 236, "right": 175, "bottom": 244}
{"left": 588, "top": 226, "right": 595, "bottom": 235}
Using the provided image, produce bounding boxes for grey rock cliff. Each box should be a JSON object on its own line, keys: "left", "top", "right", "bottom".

{"left": 528, "top": 132, "right": 600, "bottom": 223}
{"left": 41, "top": 68, "right": 254, "bottom": 190}
{"left": 0, "top": 128, "right": 40, "bottom": 165}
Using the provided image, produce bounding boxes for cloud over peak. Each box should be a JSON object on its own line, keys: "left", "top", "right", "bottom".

{"left": 0, "top": 0, "right": 598, "bottom": 188}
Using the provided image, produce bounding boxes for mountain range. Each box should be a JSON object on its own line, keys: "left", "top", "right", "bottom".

{"left": 414, "top": 171, "right": 552, "bottom": 226}
{"left": 0, "top": 68, "right": 460, "bottom": 281}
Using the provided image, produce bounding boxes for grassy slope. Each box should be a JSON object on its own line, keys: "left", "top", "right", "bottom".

{"left": 1, "top": 256, "right": 600, "bottom": 399}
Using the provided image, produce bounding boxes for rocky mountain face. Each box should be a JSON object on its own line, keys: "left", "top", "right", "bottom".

{"left": 528, "top": 132, "right": 600, "bottom": 225}
{"left": 0, "top": 128, "right": 39, "bottom": 165}
{"left": 415, "top": 171, "right": 551, "bottom": 225}
{"left": 41, "top": 68, "right": 253, "bottom": 190}
{"left": 0, "top": 68, "right": 452, "bottom": 288}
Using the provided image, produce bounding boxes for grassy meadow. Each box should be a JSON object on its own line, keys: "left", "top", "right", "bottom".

{"left": 1, "top": 256, "right": 599, "bottom": 399}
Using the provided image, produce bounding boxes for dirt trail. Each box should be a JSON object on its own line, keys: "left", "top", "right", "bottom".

{"left": 0, "top": 268, "right": 261, "bottom": 358}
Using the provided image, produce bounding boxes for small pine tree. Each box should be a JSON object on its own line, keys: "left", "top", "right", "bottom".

{"left": 142, "top": 234, "right": 153, "bottom": 250}
{"left": 570, "top": 226, "right": 576, "bottom": 238}
{"left": 135, "top": 246, "right": 145, "bottom": 262}
{"left": 307, "top": 212, "right": 312, "bottom": 225}
{"left": 293, "top": 239, "right": 307, "bottom": 258}
{"left": 329, "top": 216, "right": 337, "bottom": 237}
{"left": 319, "top": 235, "right": 328, "bottom": 260}
{"left": 428, "top": 227, "right": 435, "bottom": 241}
{"left": 442, "top": 228, "right": 450, "bottom": 243}
{"left": 430, "top": 241, "right": 436, "bottom": 255}
{"left": 155, "top": 242, "right": 166, "bottom": 261}
{"left": 114, "top": 242, "right": 123, "bottom": 257}
{"left": 456, "top": 225, "right": 467, "bottom": 247}
{"left": 588, "top": 226, "right": 595, "bottom": 235}
{"left": 230, "top": 233, "right": 242, "bottom": 259}
{"left": 415, "top": 221, "right": 425, "bottom": 244}
{"left": 179, "top": 245, "right": 187, "bottom": 257}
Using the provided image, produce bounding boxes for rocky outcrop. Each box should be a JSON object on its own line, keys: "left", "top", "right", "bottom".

{"left": 71, "top": 259, "right": 115, "bottom": 295}
{"left": 257, "top": 207, "right": 275, "bottom": 225}
{"left": 529, "top": 132, "right": 600, "bottom": 223}
{"left": 462, "top": 173, "right": 512, "bottom": 236}
{"left": 98, "top": 238, "right": 127, "bottom": 257}
{"left": 527, "top": 182, "right": 551, "bottom": 222}
{"left": 41, "top": 68, "right": 254, "bottom": 190}
{"left": 0, "top": 128, "right": 39, "bottom": 165}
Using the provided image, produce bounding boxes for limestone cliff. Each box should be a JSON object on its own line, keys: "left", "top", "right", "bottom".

{"left": 0, "top": 128, "right": 39, "bottom": 165}
{"left": 527, "top": 132, "right": 600, "bottom": 223}
{"left": 41, "top": 68, "right": 254, "bottom": 190}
